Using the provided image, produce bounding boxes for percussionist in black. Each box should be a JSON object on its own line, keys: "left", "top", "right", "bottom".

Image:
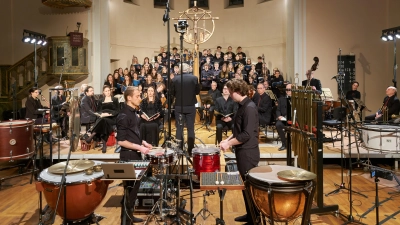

{"left": 220, "top": 78, "right": 260, "bottom": 225}
{"left": 117, "top": 87, "right": 152, "bottom": 224}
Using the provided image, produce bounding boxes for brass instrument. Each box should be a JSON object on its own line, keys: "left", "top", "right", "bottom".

{"left": 391, "top": 114, "right": 400, "bottom": 119}
{"left": 382, "top": 106, "right": 389, "bottom": 122}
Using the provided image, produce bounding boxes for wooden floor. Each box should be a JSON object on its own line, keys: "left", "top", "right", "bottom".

{"left": 1, "top": 119, "right": 400, "bottom": 224}
{"left": 1, "top": 165, "right": 400, "bottom": 225}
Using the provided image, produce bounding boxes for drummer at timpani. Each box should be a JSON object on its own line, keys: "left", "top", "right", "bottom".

{"left": 117, "top": 86, "right": 152, "bottom": 223}
{"left": 25, "top": 87, "right": 49, "bottom": 124}
{"left": 220, "top": 78, "right": 260, "bottom": 224}
{"left": 301, "top": 69, "right": 322, "bottom": 95}
{"left": 365, "top": 86, "right": 400, "bottom": 122}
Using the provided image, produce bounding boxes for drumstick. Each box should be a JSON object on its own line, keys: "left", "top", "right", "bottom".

{"left": 215, "top": 172, "right": 219, "bottom": 185}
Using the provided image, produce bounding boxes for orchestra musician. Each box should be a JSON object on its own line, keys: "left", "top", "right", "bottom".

{"left": 51, "top": 85, "right": 68, "bottom": 138}
{"left": 276, "top": 83, "right": 291, "bottom": 151}
{"left": 365, "top": 86, "right": 400, "bottom": 122}
{"left": 117, "top": 87, "right": 152, "bottom": 224}
{"left": 252, "top": 83, "right": 272, "bottom": 127}
{"left": 270, "top": 70, "right": 284, "bottom": 98}
{"left": 25, "top": 87, "right": 49, "bottom": 124}
{"left": 84, "top": 85, "right": 119, "bottom": 153}
{"left": 302, "top": 57, "right": 322, "bottom": 95}
{"left": 346, "top": 81, "right": 361, "bottom": 109}
{"left": 171, "top": 63, "right": 201, "bottom": 155}
{"left": 220, "top": 78, "right": 260, "bottom": 224}
{"left": 302, "top": 69, "right": 322, "bottom": 95}
{"left": 104, "top": 73, "right": 118, "bottom": 96}
{"left": 214, "top": 84, "right": 237, "bottom": 144}
{"left": 80, "top": 86, "right": 97, "bottom": 132}
{"left": 139, "top": 86, "right": 162, "bottom": 146}
{"left": 198, "top": 81, "right": 222, "bottom": 125}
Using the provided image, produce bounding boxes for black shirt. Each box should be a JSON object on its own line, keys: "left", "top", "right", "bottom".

{"left": 214, "top": 96, "right": 238, "bottom": 120}
{"left": 117, "top": 104, "right": 141, "bottom": 151}
{"left": 233, "top": 97, "right": 259, "bottom": 150}
{"left": 346, "top": 90, "right": 361, "bottom": 109}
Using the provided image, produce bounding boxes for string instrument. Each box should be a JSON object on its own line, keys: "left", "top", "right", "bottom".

{"left": 160, "top": 94, "right": 168, "bottom": 108}
{"left": 248, "top": 85, "right": 255, "bottom": 99}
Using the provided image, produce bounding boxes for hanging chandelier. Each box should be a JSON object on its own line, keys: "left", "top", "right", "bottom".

{"left": 42, "top": 0, "right": 92, "bottom": 9}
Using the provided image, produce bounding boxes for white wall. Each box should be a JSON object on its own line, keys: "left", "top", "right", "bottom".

{"left": 305, "top": 0, "right": 399, "bottom": 112}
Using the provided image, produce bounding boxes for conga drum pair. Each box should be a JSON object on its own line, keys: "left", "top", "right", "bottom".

{"left": 246, "top": 165, "right": 316, "bottom": 225}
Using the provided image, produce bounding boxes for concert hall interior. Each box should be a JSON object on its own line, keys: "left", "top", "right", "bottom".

{"left": 1, "top": 0, "right": 400, "bottom": 225}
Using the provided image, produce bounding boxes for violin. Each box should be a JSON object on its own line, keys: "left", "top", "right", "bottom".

{"left": 248, "top": 85, "right": 255, "bottom": 99}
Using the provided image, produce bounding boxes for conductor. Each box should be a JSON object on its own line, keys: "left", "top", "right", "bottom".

{"left": 171, "top": 63, "right": 201, "bottom": 155}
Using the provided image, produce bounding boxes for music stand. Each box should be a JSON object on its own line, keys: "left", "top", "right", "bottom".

{"left": 101, "top": 163, "right": 148, "bottom": 225}
{"left": 321, "top": 88, "right": 334, "bottom": 100}
{"left": 196, "top": 94, "right": 213, "bottom": 131}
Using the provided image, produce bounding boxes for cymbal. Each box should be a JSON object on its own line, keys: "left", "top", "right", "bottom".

{"left": 48, "top": 159, "right": 95, "bottom": 174}
{"left": 277, "top": 169, "right": 316, "bottom": 181}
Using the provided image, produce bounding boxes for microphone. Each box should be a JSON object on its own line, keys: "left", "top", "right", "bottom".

{"left": 38, "top": 109, "right": 48, "bottom": 112}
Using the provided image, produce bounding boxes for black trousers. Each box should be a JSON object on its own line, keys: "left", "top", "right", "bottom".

{"left": 120, "top": 150, "right": 142, "bottom": 212}
{"left": 215, "top": 119, "right": 233, "bottom": 144}
{"left": 235, "top": 147, "right": 260, "bottom": 218}
{"left": 276, "top": 120, "right": 286, "bottom": 146}
{"left": 365, "top": 114, "right": 383, "bottom": 121}
{"left": 175, "top": 106, "right": 196, "bottom": 155}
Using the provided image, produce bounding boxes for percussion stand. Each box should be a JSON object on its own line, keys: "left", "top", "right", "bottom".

{"left": 194, "top": 190, "right": 216, "bottom": 222}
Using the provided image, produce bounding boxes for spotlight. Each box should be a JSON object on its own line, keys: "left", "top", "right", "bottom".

{"left": 42, "top": 40, "right": 47, "bottom": 46}
{"left": 388, "top": 33, "right": 394, "bottom": 41}
{"left": 22, "top": 29, "right": 46, "bottom": 46}
{"left": 381, "top": 35, "right": 388, "bottom": 41}
{"left": 396, "top": 32, "right": 400, "bottom": 39}
{"left": 23, "top": 36, "right": 31, "bottom": 42}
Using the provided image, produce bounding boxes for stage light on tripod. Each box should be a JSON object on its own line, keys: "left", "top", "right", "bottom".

{"left": 30, "top": 38, "right": 36, "bottom": 44}
{"left": 396, "top": 32, "right": 400, "bottom": 39}
{"left": 42, "top": 40, "right": 47, "bottom": 46}
{"left": 37, "top": 40, "right": 43, "bottom": 45}
{"left": 381, "top": 34, "right": 388, "bottom": 41}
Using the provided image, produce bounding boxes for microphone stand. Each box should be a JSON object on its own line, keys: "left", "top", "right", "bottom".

{"left": 50, "top": 133, "right": 76, "bottom": 225}
{"left": 32, "top": 114, "right": 46, "bottom": 225}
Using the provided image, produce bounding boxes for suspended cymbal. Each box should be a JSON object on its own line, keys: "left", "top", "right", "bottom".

{"left": 48, "top": 159, "right": 95, "bottom": 174}
{"left": 277, "top": 169, "right": 316, "bottom": 181}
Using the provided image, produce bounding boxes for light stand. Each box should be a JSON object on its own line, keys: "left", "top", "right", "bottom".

{"left": 171, "top": 19, "right": 194, "bottom": 225}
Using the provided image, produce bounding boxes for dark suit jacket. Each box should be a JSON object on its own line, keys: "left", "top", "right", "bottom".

{"left": 251, "top": 92, "right": 272, "bottom": 126}
{"left": 51, "top": 95, "right": 67, "bottom": 120}
{"left": 171, "top": 73, "right": 201, "bottom": 112}
{"left": 382, "top": 95, "right": 400, "bottom": 116}
{"left": 302, "top": 78, "right": 322, "bottom": 94}
{"left": 25, "top": 96, "right": 45, "bottom": 119}
{"left": 80, "top": 95, "right": 98, "bottom": 124}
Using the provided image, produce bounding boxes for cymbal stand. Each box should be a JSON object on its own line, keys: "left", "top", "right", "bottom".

{"left": 194, "top": 190, "right": 216, "bottom": 222}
